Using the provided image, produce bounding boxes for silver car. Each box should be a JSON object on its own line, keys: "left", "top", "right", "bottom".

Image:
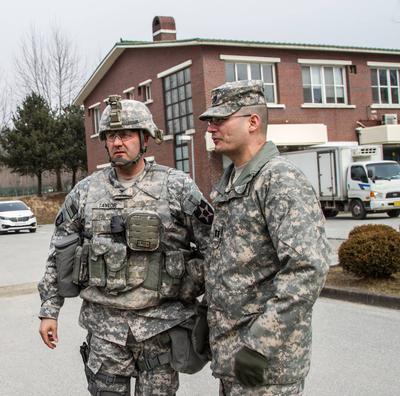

{"left": 0, "top": 200, "right": 37, "bottom": 234}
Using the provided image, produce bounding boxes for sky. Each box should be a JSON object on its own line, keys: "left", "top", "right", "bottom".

{"left": 1, "top": 0, "right": 400, "bottom": 89}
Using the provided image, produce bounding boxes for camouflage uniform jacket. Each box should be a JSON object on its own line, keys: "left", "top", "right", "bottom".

{"left": 38, "top": 161, "right": 213, "bottom": 346}
{"left": 205, "top": 141, "right": 331, "bottom": 383}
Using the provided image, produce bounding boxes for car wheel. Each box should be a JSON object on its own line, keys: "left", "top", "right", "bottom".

{"left": 29, "top": 229, "right": 37, "bottom": 233}
{"left": 350, "top": 199, "right": 367, "bottom": 220}
{"left": 387, "top": 209, "right": 400, "bottom": 218}
{"left": 323, "top": 208, "right": 339, "bottom": 218}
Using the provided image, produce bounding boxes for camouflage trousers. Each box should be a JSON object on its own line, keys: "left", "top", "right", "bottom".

{"left": 85, "top": 331, "right": 178, "bottom": 396}
{"left": 219, "top": 378, "right": 304, "bottom": 396}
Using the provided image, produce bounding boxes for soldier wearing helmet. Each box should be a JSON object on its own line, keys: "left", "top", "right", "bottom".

{"left": 38, "top": 95, "right": 213, "bottom": 395}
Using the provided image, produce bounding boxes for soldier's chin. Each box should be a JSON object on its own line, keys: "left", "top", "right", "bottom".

{"left": 111, "top": 157, "right": 131, "bottom": 167}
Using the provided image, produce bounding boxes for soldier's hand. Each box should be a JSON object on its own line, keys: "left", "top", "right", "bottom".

{"left": 234, "top": 346, "right": 268, "bottom": 387}
{"left": 39, "top": 318, "right": 59, "bottom": 349}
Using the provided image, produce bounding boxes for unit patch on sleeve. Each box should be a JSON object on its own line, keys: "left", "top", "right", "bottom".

{"left": 193, "top": 200, "right": 214, "bottom": 225}
{"left": 55, "top": 211, "right": 64, "bottom": 227}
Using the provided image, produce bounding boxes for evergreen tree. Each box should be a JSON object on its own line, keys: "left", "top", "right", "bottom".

{"left": 56, "top": 105, "right": 87, "bottom": 187}
{"left": 0, "top": 93, "right": 54, "bottom": 196}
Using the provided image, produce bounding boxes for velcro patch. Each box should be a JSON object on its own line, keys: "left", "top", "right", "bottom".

{"left": 55, "top": 212, "right": 64, "bottom": 227}
{"left": 193, "top": 200, "right": 214, "bottom": 225}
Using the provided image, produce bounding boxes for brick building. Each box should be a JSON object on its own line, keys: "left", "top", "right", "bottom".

{"left": 74, "top": 16, "right": 400, "bottom": 196}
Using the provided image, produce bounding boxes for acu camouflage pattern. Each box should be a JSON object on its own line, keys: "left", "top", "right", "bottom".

{"left": 199, "top": 80, "right": 266, "bottom": 120}
{"left": 87, "top": 332, "right": 178, "bottom": 395}
{"left": 99, "top": 95, "right": 163, "bottom": 143}
{"left": 205, "top": 141, "right": 331, "bottom": 384}
{"left": 38, "top": 161, "right": 211, "bottom": 347}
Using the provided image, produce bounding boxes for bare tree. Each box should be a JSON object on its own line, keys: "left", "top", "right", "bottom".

{"left": 0, "top": 74, "right": 14, "bottom": 130}
{"left": 14, "top": 25, "right": 85, "bottom": 113}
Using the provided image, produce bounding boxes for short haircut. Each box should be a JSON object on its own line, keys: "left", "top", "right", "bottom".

{"left": 242, "top": 104, "right": 268, "bottom": 134}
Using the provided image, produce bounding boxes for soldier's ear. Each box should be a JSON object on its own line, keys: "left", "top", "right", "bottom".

{"left": 248, "top": 114, "right": 261, "bottom": 133}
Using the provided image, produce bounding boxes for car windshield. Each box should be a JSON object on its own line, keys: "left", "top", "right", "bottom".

{"left": 366, "top": 162, "right": 400, "bottom": 180}
{"left": 0, "top": 201, "right": 28, "bottom": 212}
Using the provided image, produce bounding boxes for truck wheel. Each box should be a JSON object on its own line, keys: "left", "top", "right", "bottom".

{"left": 350, "top": 200, "right": 367, "bottom": 220}
{"left": 323, "top": 208, "right": 339, "bottom": 218}
{"left": 387, "top": 210, "right": 400, "bottom": 218}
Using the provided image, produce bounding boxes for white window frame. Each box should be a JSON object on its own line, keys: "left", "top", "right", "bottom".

{"left": 221, "top": 55, "right": 283, "bottom": 106}
{"left": 88, "top": 102, "right": 101, "bottom": 137}
{"left": 367, "top": 62, "right": 400, "bottom": 107}
{"left": 139, "top": 79, "right": 153, "bottom": 104}
{"left": 123, "top": 86, "right": 135, "bottom": 100}
{"left": 300, "top": 64, "right": 350, "bottom": 107}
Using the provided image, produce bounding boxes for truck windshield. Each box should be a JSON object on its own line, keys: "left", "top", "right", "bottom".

{"left": 366, "top": 162, "right": 400, "bottom": 180}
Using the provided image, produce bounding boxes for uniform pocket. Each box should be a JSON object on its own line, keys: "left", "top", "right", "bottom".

{"left": 104, "top": 242, "right": 127, "bottom": 292}
{"left": 88, "top": 237, "right": 109, "bottom": 287}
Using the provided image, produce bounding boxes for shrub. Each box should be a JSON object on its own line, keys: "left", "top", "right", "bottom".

{"left": 348, "top": 224, "right": 398, "bottom": 239}
{"left": 339, "top": 225, "right": 400, "bottom": 278}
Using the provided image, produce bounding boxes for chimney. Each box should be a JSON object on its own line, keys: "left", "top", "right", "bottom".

{"left": 152, "top": 16, "right": 176, "bottom": 42}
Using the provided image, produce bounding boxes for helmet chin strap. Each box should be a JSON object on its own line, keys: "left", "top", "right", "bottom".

{"left": 106, "top": 131, "right": 148, "bottom": 169}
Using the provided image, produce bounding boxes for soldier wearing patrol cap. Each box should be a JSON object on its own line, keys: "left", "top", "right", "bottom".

{"left": 38, "top": 96, "right": 213, "bottom": 395}
{"left": 200, "top": 80, "right": 331, "bottom": 396}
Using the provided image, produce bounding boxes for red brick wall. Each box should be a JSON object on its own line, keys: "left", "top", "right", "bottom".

{"left": 83, "top": 43, "right": 400, "bottom": 197}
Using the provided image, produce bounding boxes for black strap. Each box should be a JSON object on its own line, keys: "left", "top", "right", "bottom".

{"left": 136, "top": 352, "right": 171, "bottom": 371}
{"left": 85, "top": 366, "right": 130, "bottom": 385}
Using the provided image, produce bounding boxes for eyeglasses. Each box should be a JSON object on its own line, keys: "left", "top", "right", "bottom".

{"left": 207, "top": 114, "right": 252, "bottom": 126}
{"left": 105, "top": 131, "right": 137, "bottom": 142}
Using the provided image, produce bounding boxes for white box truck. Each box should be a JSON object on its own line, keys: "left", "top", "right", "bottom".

{"left": 281, "top": 144, "right": 400, "bottom": 219}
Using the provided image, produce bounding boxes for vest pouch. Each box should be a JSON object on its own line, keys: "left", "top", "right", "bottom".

{"left": 88, "top": 237, "right": 108, "bottom": 287}
{"left": 54, "top": 233, "right": 81, "bottom": 298}
{"left": 73, "top": 240, "right": 90, "bottom": 287}
{"left": 125, "top": 211, "right": 161, "bottom": 251}
{"left": 160, "top": 251, "right": 185, "bottom": 298}
{"left": 104, "top": 242, "right": 127, "bottom": 292}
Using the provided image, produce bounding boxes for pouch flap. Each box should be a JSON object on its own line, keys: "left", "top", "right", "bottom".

{"left": 53, "top": 233, "right": 80, "bottom": 249}
{"left": 104, "top": 242, "right": 127, "bottom": 272}
{"left": 165, "top": 251, "right": 185, "bottom": 279}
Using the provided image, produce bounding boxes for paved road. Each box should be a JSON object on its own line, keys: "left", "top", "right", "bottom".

{"left": 1, "top": 293, "right": 399, "bottom": 396}
{"left": 1, "top": 216, "right": 399, "bottom": 395}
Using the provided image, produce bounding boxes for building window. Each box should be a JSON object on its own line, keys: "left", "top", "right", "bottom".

{"left": 163, "top": 68, "right": 193, "bottom": 173}
{"left": 89, "top": 105, "right": 101, "bottom": 135}
{"left": 138, "top": 80, "right": 153, "bottom": 104}
{"left": 370, "top": 68, "right": 400, "bottom": 104}
{"left": 225, "top": 62, "right": 277, "bottom": 103}
{"left": 301, "top": 65, "right": 347, "bottom": 104}
{"left": 123, "top": 87, "right": 135, "bottom": 100}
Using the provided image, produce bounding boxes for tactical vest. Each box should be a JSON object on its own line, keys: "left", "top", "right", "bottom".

{"left": 80, "top": 165, "right": 188, "bottom": 310}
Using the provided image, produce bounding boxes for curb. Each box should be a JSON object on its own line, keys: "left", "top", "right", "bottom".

{"left": 321, "top": 286, "right": 400, "bottom": 310}
{"left": 0, "top": 282, "right": 37, "bottom": 298}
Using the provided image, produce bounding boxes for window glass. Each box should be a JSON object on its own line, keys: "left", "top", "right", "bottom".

{"left": 370, "top": 69, "right": 378, "bottom": 86}
{"left": 225, "top": 63, "right": 235, "bottom": 82}
{"left": 250, "top": 64, "right": 261, "bottom": 80}
{"left": 264, "top": 86, "right": 275, "bottom": 103}
{"left": 163, "top": 67, "right": 193, "bottom": 173}
{"left": 372, "top": 87, "right": 379, "bottom": 103}
{"left": 303, "top": 87, "right": 312, "bottom": 103}
{"left": 326, "top": 86, "right": 335, "bottom": 103}
{"left": 334, "top": 67, "right": 343, "bottom": 85}
{"left": 379, "top": 69, "right": 387, "bottom": 85}
{"left": 391, "top": 88, "right": 399, "bottom": 104}
{"left": 390, "top": 69, "right": 398, "bottom": 85}
{"left": 236, "top": 63, "right": 248, "bottom": 80}
{"left": 313, "top": 88, "right": 322, "bottom": 103}
{"left": 324, "top": 67, "right": 334, "bottom": 85}
{"left": 380, "top": 87, "right": 389, "bottom": 103}
{"left": 262, "top": 64, "right": 274, "bottom": 83}
{"left": 301, "top": 67, "right": 311, "bottom": 85}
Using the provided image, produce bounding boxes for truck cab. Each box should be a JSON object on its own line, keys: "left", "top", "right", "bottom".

{"left": 347, "top": 160, "right": 400, "bottom": 219}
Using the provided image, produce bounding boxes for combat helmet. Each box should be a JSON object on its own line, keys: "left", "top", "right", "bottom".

{"left": 99, "top": 95, "right": 163, "bottom": 167}
{"left": 99, "top": 95, "right": 163, "bottom": 143}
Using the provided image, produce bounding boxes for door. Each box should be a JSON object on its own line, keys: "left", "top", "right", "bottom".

{"left": 317, "top": 151, "right": 336, "bottom": 198}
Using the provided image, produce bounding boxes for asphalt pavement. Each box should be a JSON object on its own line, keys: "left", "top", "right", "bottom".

{"left": 1, "top": 214, "right": 400, "bottom": 395}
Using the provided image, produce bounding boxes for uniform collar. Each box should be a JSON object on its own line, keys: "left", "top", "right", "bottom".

{"left": 214, "top": 141, "right": 280, "bottom": 196}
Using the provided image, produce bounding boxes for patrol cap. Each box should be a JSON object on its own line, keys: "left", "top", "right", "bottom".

{"left": 199, "top": 80, "right": 266, "bottom": 120}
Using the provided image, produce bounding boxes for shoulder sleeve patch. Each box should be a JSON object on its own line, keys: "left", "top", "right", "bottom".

{"left": 65, "top": 196, "right": 78, "bottom": 219}
{"left": 193, "top": 199, "right": 214, "bottom": 225}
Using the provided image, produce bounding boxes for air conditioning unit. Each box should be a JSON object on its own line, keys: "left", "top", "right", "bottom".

{"left": 382, "top": 114, "right": 398, "bottom": 125}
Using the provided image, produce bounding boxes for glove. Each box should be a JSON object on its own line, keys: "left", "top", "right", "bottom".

{"left": 234, "top": 346, "right": 268, "bottom": 387}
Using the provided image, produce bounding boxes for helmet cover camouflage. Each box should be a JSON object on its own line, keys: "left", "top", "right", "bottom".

{"left": 99, "top": 95, "right": 163, "bottom": 144}
{"left": 199, "top": 80, "right": 266, "bottom": 120}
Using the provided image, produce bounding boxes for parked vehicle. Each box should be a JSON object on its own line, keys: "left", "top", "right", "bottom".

{"left": 0, "top": 200, "right": 37, "bottom": 233}
{"left": 281, "top": 144, "right": 400, "bottom": 219}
